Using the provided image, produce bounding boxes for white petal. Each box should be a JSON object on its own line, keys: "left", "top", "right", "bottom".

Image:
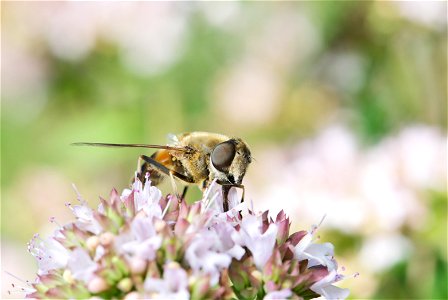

{"left": 239, "top": 218, "right": 278, "bottom": 270}
{"left": 251, "top": 224, "right": 278, "bottom": 269}
{"left": 76, "top": 218, "right": 102, "bottom": 235}
{"left": 319, "top": 285, "right": 350, "bottom": 300}
{"left": 304, "top": 242, "right": 337, "bottom": 271}
{"left": 294, "top": 232, "right": 313, "bottom": 260}
{"left": 241, "top": 215, "right": 262, "bottom": 237}
{"left": 36, "top": 239, "right": 70, "bottom": 273}
{"left": 144, "top": 277, "right": 163, "bottom": 292}
{"left": 264, "top": 289, "right": 292, "bottom": 300}
{"left": 72, "top": 205, "right": 93, "bottom": 220}
{"left": 227, "top": 244, "right": 245, "bottom": 260}
{"left": 142, "top": 203, "right": 163, "bottom": 219}
{"left": 68, "top": 248, "right": 97, "bottom": 283}
{"left": 311, "top": 270, "right": 338, "bottom": 290}
{"left": 131, "top": 217, "right": 156, "bottom": 241}
{"left": 121, "top": 188, "right": 132, "bottom": 199}
{"left": 164, "top": 267, "right": 188, "bottom": 292}
{"left": 94, "top": 245, "right": 105, "bottom": 261}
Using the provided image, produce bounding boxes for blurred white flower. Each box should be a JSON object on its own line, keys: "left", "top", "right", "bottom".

{"left": 251, "top": 124, "right": 446, "bottom": 233}
{"left": 247, "top": 9, "right": 320, "bottom": 71}
{"left": 394, "top": 126, "right": 446, "bottom": 189}
{"left": 1, "top": 38, "right": 48, "bottom": 122}
{"left": 43, "top": 3, "right": 98, "bottom": 62}
{"left": 246, "top": 124, "right": 445, "bottom": 299}
{"left": 104, "top": 3, "right": 188, "bottom": 75}
{"left": 359, "top": 234, "right": 412, "bottom": 273}
{"left": 6, "top": 3, "right": 189, "bottom": 76}
{"left": 199, "top": 2, "right": 241, "bottom": 28}
{"left": 214, "top": 60, "right": 282, "bottom": 127}
{"left": 395, "top": 1, "right": 447, "bottom": 30}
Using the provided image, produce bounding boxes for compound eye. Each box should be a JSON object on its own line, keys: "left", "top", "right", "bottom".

{"left": 211, "top": 141, "right": 236, "bottom": 172}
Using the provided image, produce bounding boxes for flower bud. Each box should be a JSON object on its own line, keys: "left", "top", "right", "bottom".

{"left": 112, "top": 256, "right": 129, "bottom": 275}
{"left": 88, "top": 276, "right": 108, "bottom": 294}
{"left": 154, "top": 219, "right": 166, "bottom": 232}
{"left": 124, "top": 291, "right": 140, "bottom": 300}
{"left": 86, "top": 236, "right": 100, "bottom": 251}
{"left": 165, "top": 261, "right": 180, "bottom": 269}
{"left": 251, "top": 270, "right": 262, "bottom": 282}
{"left": 63, "top": 269, "right": 74, "bottom": 284}
{"left": 129, "top": 257, "right": 147, "bottom": 275}
{"left": 99, "top": 232, "right": 114, "bottom": 246}
{"left": 117, "top": 278, "right": 133, "bottom": 292}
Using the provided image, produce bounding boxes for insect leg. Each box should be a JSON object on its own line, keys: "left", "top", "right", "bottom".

{"left": 222, "top": 185, "right": 231, "bottom": 212}
{"left": 181, "top": 186, "right": 189, "bottom": 200}
{"left": 139, "top": 155, "right": 194, "bottom": 200}
{"left": 139, "top": 155, "right": 195, "bottom": 183}
{"left": 220, "top": 184, "right": 245, "bottom": 211}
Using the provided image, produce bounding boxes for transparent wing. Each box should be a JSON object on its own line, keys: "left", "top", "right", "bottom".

{"left": 71, "top": 142, "right": 188, "bottom": 152}
{"left": 166, "top": 133, "right": 180, "bottom": 146}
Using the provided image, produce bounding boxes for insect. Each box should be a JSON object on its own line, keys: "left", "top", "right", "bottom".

{"left": 73, "top": 132, "right": 252, "bottom": 212}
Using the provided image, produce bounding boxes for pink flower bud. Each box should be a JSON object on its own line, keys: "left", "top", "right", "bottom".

{"left": 99, "top": 232, "right": 114, "bottom": 246}
{"left": 87, "top": 276, "right": 108, "bottom": 294}
{"left": 124, "top": 291, "right": 140, "bottom": 300}
{"left": 86, "top": 236, "right": 99, "bottom": 251}
{"left": 129, "top": 257, "right": 147, "bottom": 275}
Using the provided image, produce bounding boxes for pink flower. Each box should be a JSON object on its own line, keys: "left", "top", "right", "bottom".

{"left": 24, "top": 177, "right": 352, "bottom": 299}
{"left": 294, "top": 224, "right": 337, "bottom": 271}
{"left": 235, "top": 214, "right": 278, "bottom": 270}
{"left": 121, "top": 175, "right": 163, "bottom": 218}
{"left": 68, "top": 248, "right": 97, "bottom": 283}
{"left": 144, "top": 263, "right": 189, "bottom": 299}
{"left": 28, "top": 235, "right": 70, "bottom": 274}
{"left": 70, "top": 203, "right": 102, "bottom": 234}
{"left": 185, "top": 229, "right": 233, "bottom": 285}
{"left": 310, "top": 270, "right": 350, "bottom": 299}
{"left": 120, "top": 216, "right": 162, "bottom": 260}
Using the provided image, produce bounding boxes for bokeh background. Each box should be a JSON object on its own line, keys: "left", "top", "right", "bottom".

{"left": 1, "top": 2, "right": 447, "bottom": 299}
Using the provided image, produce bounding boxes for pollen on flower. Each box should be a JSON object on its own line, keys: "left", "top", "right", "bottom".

{"left": 23, "top": 177, "right": 353, "bottom": 299}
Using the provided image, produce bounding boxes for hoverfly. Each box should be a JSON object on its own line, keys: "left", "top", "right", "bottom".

{"left": 73, "top": 132, "right": 252, "bottom": 212}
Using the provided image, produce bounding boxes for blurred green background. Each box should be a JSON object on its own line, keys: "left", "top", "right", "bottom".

{"left": 1, "top": 2, "right": 446, "bottom": 299}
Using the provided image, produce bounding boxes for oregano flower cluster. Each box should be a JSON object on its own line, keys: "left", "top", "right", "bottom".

{"left": 24, "top": 176, "right": 352, "bottom": 299}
